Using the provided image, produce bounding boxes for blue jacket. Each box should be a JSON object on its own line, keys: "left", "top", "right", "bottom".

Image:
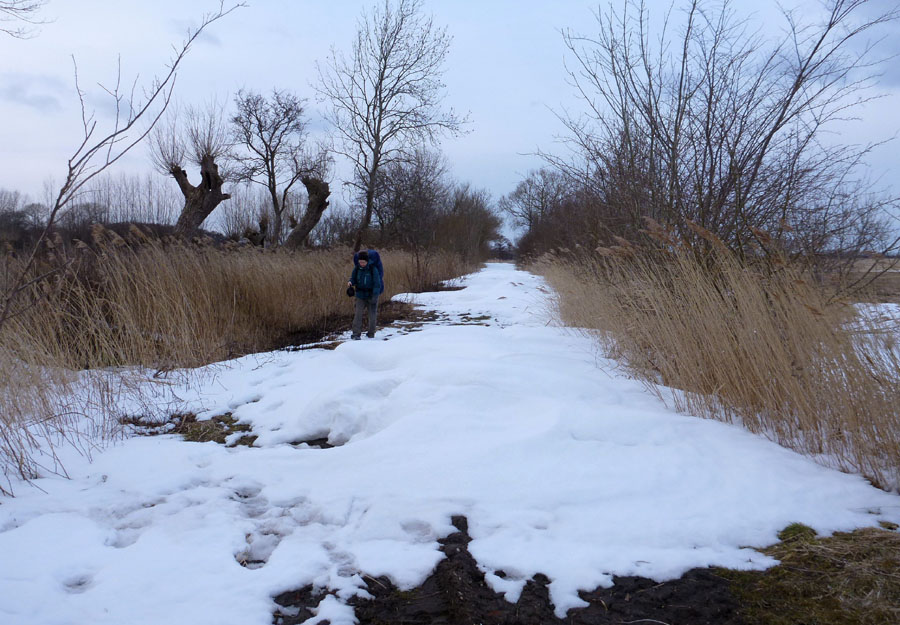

{"left": 353, "top": 249, "right": 384, "bottom": 291}
{"left": 350, "top": 263, "right": 382, "bottom": 300}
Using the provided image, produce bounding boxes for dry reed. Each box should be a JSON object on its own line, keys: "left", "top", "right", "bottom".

{"left": 0, "top": 231, "right": 474, "bottom": 493}
{"left": 537, "top": 241, "right": 900, "bottom": 491}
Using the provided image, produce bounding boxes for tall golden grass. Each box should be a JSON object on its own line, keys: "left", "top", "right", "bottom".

{"left": 537, "top": 237, "right": 900, "bottom": 491}
{"left": 0, "top": 228, "right": 475, "bottom": 493}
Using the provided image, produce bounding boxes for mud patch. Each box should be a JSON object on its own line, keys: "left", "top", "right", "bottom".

{"left": 272, "top": 515, "right": 743, "bottom": 625}
{"left": 427, "top": 283, "right": 466, "bottom": 291}
{"left": 289, "top": 437, "right": 336, "bottom": 449}
{"left": 280, "top": 301, "right": 430, "bottom": 350}
{"left": 455, "top": 313, "right": 493, "bottom": 326}
{"left": 273, "top": 586, "right": 320, "bottom": 624}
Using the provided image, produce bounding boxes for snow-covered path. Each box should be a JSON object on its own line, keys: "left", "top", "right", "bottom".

{"left": 2, "top": 262, "right": 898, "bottom": 624}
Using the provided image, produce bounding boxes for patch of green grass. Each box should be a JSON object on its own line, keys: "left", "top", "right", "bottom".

{"left": 777, "top": 522, "right": 818, "bottom": 543}
{"left": 720, "top": 524, "right": 900, "bottom": 625}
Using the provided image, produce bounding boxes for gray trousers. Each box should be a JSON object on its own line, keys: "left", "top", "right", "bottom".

{"left": 352, "top": 295, "right": 378, "bottom": 337}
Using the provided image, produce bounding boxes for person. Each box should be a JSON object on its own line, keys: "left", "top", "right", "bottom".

{"left": 353, "top": 249, "right": 384, "bottom": 292}
{"left": 348, "top": 250, "right": 383, "bottom": 339}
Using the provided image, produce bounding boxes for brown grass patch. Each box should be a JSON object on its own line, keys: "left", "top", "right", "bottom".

{"left": 852, "top": 272, "right": 900, "bottom": 304}
{"left": 123, "top": 412, "right": 257, "bottom": 446}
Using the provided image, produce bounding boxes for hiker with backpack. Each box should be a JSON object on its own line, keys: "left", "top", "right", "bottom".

{"left": 347, "top": 250, "right": 384, "bottom": 340}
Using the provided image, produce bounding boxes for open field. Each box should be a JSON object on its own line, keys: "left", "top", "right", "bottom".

{"left": 851, "top": 272, "right": 900, "bottom": 303}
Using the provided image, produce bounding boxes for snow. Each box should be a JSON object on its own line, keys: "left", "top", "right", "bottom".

{"left": 855, "top": 301, "right": 900, "bottom": 334}
{"left": 2, "top": 262, "right": 899, "bottom": 624}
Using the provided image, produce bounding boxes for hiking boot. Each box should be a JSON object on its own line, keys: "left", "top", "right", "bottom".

{"left": 351, "top": 335, "right": 361, "bottom": 340}
{"left": 366, "top": 332, "right": 375, "bottom": 338}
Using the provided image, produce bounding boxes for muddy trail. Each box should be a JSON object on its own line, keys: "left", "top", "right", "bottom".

{"left": 273, "top": 516, "right": 743, "bottom": 625}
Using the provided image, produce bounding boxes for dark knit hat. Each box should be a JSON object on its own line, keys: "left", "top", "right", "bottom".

{"left": 358, "top": 251, "right": 369, "bottom": 262}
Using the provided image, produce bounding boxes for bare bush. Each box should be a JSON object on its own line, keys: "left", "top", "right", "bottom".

{"left": 370, "top": 148, "right": 449, "bottom": 248}
{"left": 309, "top": 201, "right": 361, "bottom": 248}
{"left": 436, "top": 184, "right": 502, "bottom": 264}
{"left": 538, "top": 0, "right": 899, "bottom": 274}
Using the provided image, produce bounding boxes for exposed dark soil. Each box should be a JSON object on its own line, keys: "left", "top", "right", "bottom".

{"left": 289, "top": 437, "right": 336, "bottom": 449}
{"left": 272, "top": 515, "right": 744, "bottom": 625}
{"left": 278, "top": 301, "right": 430, "bottom": 351}
{"left": 425, "top": 284, "right": 466, "bottom": 292}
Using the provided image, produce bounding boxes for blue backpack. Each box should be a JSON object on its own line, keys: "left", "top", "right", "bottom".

{"left": 354, "top": 249, "right": 384, "bottom": 291}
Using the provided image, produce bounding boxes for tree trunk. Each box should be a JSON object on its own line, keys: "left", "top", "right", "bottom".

{"left": 284, "top": 177, "right": 330, "bottom": 249}
{"left": 172, "top": 154, "right": 231, "bottom": 237}
{"left": 353, "top": 162, "right": 379, "bottom": 252}
{"left": 268, "top": 186, "right": 282, "bottom": 248}
{"left": 270, "top": 210, "right": 283, "bottom": 248}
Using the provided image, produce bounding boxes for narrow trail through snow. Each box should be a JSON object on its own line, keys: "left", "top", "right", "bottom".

{"left": 1, "top": 262, "right": 898, "bottom": 625}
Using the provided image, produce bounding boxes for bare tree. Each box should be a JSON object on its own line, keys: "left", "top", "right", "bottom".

{"left": 552, "top": 0, "right": 900, "bottom": 268}
{"left": 0, "top": 0, "right": 47, "bottom": 38}
{"left": 370, "top": 148, "right": 448, "bottom": 247}
{"left": 498, "top": 168, "right": 569, "bottom": 231}
{"left": 317, "top": 0, "right": 466, "bottom": 251}
{"left": 150, "top": 101, "right": 232, "bottom": 237}
{"left": 0, "top": 188, "right": 24, "bottom": 213}
{"left": 83, "top": 172, "right": 182, "bottom": 225}
{"left": 230, "top": 89, "right": 331, "bottom": 247}
{"left": 437, "top": 184, "right": 502, "bottom": 263}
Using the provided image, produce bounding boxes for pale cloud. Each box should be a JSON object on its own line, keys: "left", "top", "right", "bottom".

{"left": 0, "top": 0, "right": 897, "bottom": 206}
{"left": 0, "top": 73, "right": 65, "bottom": 112}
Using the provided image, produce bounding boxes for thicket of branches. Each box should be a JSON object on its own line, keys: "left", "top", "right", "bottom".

{"left": 510, "top": 0, "right": 899, "bottom": 276}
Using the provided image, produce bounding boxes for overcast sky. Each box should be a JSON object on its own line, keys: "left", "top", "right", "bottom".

{"left": 1, "top": 0, "right": 899, "bottom": 213}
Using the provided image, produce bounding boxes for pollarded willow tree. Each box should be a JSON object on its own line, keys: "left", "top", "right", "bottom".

{"left": 150, "top": 101, "right": 232, "bottom": 237}
{"left": 316, "top": 0, "right": 467, "bottom": 251}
